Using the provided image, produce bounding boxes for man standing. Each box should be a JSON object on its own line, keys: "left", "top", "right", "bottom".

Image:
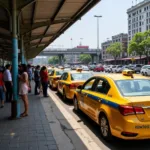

{"left": 4, "top": 64, "right": 12, "bottom": 102}
{"left": 27, "top": 64, "right": 32, "bottom": 93}
{"left": 34, "top": 65, "right": 41, "bottom": 95}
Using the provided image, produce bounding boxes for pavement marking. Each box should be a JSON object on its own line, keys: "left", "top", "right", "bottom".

{"left": 48, "top": 90, "right": 102, "bottom": 150}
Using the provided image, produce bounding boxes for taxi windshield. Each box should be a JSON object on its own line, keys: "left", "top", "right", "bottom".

{"left": 56, "top": 71, "right": 64, "bottom": 76}
{"left": 116, "top": 79, "right": 150, "bottom": 96}
{"left": 48, "top": 69, "right": 53, "bottom": 73}
{"left": 71, "top": 73, "right": 92, "bottom": 81}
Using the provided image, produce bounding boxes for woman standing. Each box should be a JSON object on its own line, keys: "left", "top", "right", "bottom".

{"left": 0, "top": 67, "right": 6, "bottom": 108}
{"left": 19, "top": 64, "right": 29, "bottom": 117}
{"left": 40, "top": 66, "right": 48, "bottom": 97}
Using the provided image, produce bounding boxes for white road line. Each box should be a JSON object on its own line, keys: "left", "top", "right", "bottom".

{"left": 48, "top": 90, "right": 102, "bottom": 150}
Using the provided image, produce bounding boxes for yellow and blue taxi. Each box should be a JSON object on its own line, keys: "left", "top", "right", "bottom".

{"left": 74, "top": 70, "right": 150, "bottom": 140}
{"left": 57, "top": 69, "right": 93, "bottom": 101}
{"left": 49, "top": 68, "right": 64, "bottom": 90}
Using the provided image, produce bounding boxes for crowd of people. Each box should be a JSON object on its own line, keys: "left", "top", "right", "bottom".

{"left": 0, "top": 64, "right": 49, "bottom": 118}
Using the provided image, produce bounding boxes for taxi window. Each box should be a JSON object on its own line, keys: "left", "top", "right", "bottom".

{"left": 50, "top": 70, "right": 54, "bottom": 76}
{"left": 95, "top": 79, "right": 110, "bottom": 95}
{"left": 83, "top": 78, "right": 96, "bottom": 90}
{"left": 71, "top": 73, "right": 92, "bottom": 81}
{"left": 48, "top": 69, "right": 53, "bottom": 73}
{"left": 56, "top": 71, "right": 64, "bottom": 76}
{"left": 116, "top": 79, "right": 150, "bottom": 96}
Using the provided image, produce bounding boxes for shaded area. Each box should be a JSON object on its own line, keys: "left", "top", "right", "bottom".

{"left": 0, "top": 93, "right": 58, "bottom": 150}
{"left": 0, "top": 0, "right": 101, "bottom": 60}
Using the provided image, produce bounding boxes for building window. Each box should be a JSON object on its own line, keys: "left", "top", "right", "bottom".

{"left": 137, "top": 29, "right": 138, "bottom": 32}
{"left": 146, "top": 25, "right": 149, "bottom": 30}
{"left": 147, "top": 19, "right": 149, "bottom": 24}
{"left": 136, "top": 22, "right": 138, "bottom": 27}
{"left": 139, "top": 27, "right": 141, "bottom": 32}
{"left": 142, "top": 22, "right": 144, "bottom": 25}
{"left": 129, "top": 25, "right": 131, "bottom": 30}
{"left": 129, "top": 14, "right": 131, "bottom": 18}
{"left": 139, "top": 21, "right": 141, "bottom": 26}
{"left": 144, "top": 7, "right": 146, "bottom": 11}
{"left": 136, "top": 17, "right": 138, "bottom": 21}
{"left": 147, "top": 6, "right": 149, "bottom": 10}
{"left": 139, "top": 9, "right": 141, "bottom": 13}
{"left": 129, "top": 20, "right": 131, "bottom": 24}
{"left": 139, "top": 16, "right": 141, "bottom": 20}
{"left": 147, "top": 12, "right": 149, "bottom": 17}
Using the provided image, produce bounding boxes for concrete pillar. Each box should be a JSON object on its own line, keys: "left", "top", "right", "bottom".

{"left": 91, "top": 55, "right": 94, "bottom": 64}
{"left": 59, "top": 55, "right": 62, "bottom": 65}
{"left": 11, "top": 0, "right": 20, "bottom": 118}
{"left": 61, "top": 55, "right": 64, "bottom": 66}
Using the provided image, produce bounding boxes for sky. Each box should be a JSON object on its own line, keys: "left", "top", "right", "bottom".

{"left": 48, "top": 0, "right": 138, "bottom": 49}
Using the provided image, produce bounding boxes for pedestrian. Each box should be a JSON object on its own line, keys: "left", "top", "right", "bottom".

{"left": 34, "top": 65, "right": 41, "bottom": 95}
{"left": 40, "top": 66, "right": 49, "bottom": 97}
{"left": 27, "top": 64, "right": 32, "bottom": 93}
{"left": 19, "top": 64, "right": 29, "bottom": 117}
{"left": 3, "top": 64, "right": 12, "bottom": 103}
{"left": 0, "top": 67, "right": 6, "bottom": 108}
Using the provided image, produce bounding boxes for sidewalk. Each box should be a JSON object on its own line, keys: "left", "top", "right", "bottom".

{"left": 0, "top": 90, "right": 58, "bottom": 150}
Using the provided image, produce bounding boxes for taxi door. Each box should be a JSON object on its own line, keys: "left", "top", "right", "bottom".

{"left": 86, "top": 78, "right": 111, "bottom": 122}
{"left": 58, "top": 73, "right": 68, "bottom": 93}
{"left": 78, "top": 77, "right": 97, "bottom": 115}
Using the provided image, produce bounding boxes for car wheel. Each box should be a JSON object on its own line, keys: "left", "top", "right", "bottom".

{"left": 145, "top": 72, "right": 148, "bottom": 76}
{"left": 73, "top": 96, "right": 80, "bottom": 112}
{"left": 99, "top": 113, "right": 112, "bottom": 141}
{"left": 63, "top": 89, "right": 67, "bottom": 101}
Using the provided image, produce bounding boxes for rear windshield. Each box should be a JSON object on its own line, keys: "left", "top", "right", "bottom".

{"left": 118, "top": 65, "right": 122, "bottom": 68}
{"left": 48, "top": 69, "right": 53, "bottom": 73}
{"left": 71, "top": 73, "right": 92, "bottom": 81}
{"left": 56, "top": 71, "right": 64, "bottom": 76}
{"left": 116, "top": 79, "right": 150, "bottom": 96}
{"left": 136, "top": 65, "right": 142, "bottom": 67}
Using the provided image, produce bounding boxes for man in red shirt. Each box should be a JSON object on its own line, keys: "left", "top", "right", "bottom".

{"left": 40, "top": 66, "right": 49, "bottom": 97}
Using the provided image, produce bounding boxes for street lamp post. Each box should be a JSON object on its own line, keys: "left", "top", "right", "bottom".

{"left": 94, "top": 15, "right": 102, "bottom": 64}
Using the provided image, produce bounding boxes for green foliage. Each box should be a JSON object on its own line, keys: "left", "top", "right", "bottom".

{"left": 79, "top": 54, "right": 91, "bottom": 64}
{"left": 106, "top": 42, "right": 122, "bottom": 60}
{"left": 128, "top": 32, "right": 144, "bottom": 58}
{"left": 48, "top": 56, "right": 59, "bottom": 64}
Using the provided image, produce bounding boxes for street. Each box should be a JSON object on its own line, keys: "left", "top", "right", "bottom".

{"left": 47, "top": 85, "right": 150, "bottom": 150}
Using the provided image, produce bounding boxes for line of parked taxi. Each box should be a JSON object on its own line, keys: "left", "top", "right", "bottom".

{"left": 47, "top": 66, "right": 150, "bottom": 141}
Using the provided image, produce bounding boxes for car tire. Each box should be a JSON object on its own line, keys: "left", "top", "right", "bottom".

{"left": 145, "top": 72, "right": 148, "bottom": 76}
{"left": 73, "top": 96, "right": 80, "bottom": 112}
{"left": 99, "top": 113, "right": 112, "bottom": 141}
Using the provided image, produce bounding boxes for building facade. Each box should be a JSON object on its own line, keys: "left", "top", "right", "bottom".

{"left": 101, "top": 33, "right": 128, "bottom": 61}
{"left": 101, "top": 40, "right": 113, "bottom": 60}
{"left": 127, "top": 0, "right": 150, "bottom": 42}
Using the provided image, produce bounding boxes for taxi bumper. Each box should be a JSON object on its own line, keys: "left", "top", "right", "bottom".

{"left": 52, "top": 80, "right": 58, "bottom": 88}
{"left": 112, "top": 117, "right": 150, "bottom": 140}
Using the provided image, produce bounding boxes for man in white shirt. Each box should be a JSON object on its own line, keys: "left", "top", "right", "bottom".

{"left": 4, "top": 64, "right": 12, "bottom": 102}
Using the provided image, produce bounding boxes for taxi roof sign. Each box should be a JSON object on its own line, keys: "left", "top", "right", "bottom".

{"left": 122, "top": 69, "right": 134, "bottom": 78}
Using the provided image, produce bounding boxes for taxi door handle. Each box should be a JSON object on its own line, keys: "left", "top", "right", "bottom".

{"left": 98, "top": 98, "right": 102, "bottom": 102}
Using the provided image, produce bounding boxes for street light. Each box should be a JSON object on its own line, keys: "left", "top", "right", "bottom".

{"left": 94, "top": 15, "right": 102, "bottom": 63}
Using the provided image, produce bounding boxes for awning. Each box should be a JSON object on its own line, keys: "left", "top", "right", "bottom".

{"left": 0, "top": 0, "right": 101, "bottom": 60}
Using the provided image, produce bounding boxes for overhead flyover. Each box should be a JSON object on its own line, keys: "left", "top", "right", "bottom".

{"left": 0, "top": 0, "right": 101, "bottom": 60}
{"left": 0, "top": 0, "right": 101, "bottom": 119}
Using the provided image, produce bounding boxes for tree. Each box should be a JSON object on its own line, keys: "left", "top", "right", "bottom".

{"left": 128, "top": 32, "right": 144, "bottom": 63}
{"left": 106, "top": 42, "right": 122, "bottom": 64}
{"left": 79, "top": 54, "right": 91, "bottom": 64}
{"left": 141, "top": 30, "right": 150, "bottom": 63}
{"left": 48, "top": 56, "right": 59, "bottom": 64}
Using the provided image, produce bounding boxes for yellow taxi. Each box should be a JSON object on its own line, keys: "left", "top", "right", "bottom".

{"left": 49, "top": 68, "right": 64, "bottom": 90}
{"left": 57, "top": 69, "right": 93, "bottom": 101}
{"left": 74, "top": 70, "right": 150, "bottom": 140}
